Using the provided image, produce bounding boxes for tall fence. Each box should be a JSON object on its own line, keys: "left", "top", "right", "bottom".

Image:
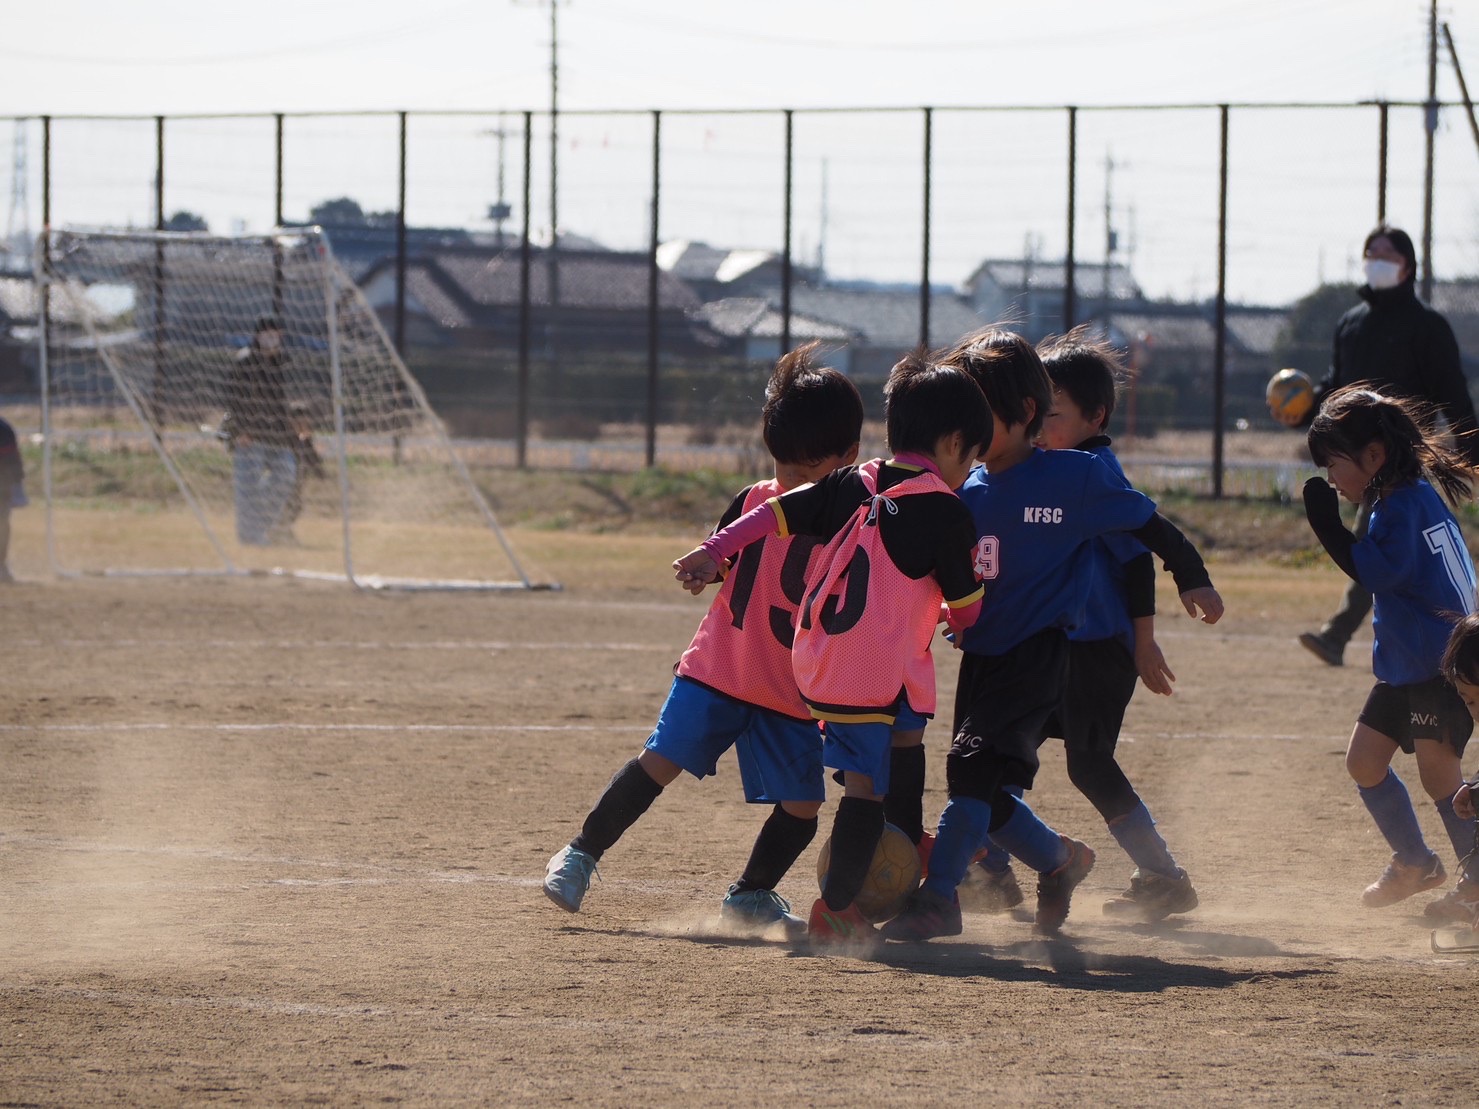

{"left": 5, "top": 101, "right": 1479, "bottom": 495}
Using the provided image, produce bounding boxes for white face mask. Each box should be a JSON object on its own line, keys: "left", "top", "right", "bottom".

{"left": 1363, "top": 258, "right": 1403, "bottom": 290}
{"left": 258, "top": 332, "right": 283, "bottom": 354}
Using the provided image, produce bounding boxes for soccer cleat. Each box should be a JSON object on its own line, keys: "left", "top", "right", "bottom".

{"left": 879, "top": 886, "right": 963, "bottom": 942}
{"left": 1102, "top": 867, "right": 1199, "bottom": 921}
{"left": 962, "top": 862, "right": 1025, "bottom": 914}
{"left": 1035, "top": 837, "right": 1096, "bottom": 935}
{"left": 1361, "top": 853, "right": 1445, "bottom": 908}
{"left": 543, "top": 845, "right": 598, "bottom": 913}
{"left": 1297, "top": 631, "right": 1344, "bottom": 667}
{"left": 916, "top": 831, "right": 936, "bottom": 880}
{"left": 806, "top": 898, "right": 880, "bottom": 954}
{"left": 1422, "top": 879, "right": 1479, "bottom": 925}
{"left": 721, "top": 886, "right": 808, "bottom": 939}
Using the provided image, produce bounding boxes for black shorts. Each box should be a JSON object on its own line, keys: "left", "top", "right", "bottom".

{"left": 1040, "top": 636, "right": 1138, "bottom": 753}
{"left": 949, "top": 628, "right": 1069, "bottom": 798}
{"left": 1358, "top": 677, "right": 1473, "bottom": 757}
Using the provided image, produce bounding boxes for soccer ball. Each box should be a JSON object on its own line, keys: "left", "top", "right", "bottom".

{"left": 816, "top": 822, "right": 923, "bottom": 923}
{"left": 1266, "top": 368, "right": 1314, "bottom": 423}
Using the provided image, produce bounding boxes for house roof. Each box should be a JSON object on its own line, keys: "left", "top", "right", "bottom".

{"left": 691, "top": 297, "right": 853, "bottom": 342}
{"left": 657, "top": 240, "right": 779, "bottom": 285}
{"left": 788, "top": 285, "right": 989, "bottom": 350}
{"left": 364, "top": 248, "right": 702, "bottom": 315}
{"left": 1106, "top": 307, "right": 1286, "bottom": 365}
{"left": 967, "top": 259, "right": 1142, "bottom": 301}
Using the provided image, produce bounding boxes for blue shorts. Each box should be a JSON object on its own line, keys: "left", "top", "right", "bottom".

{"left": 821, "top": 700, "right": 928, "bottom": 795}
{"left": 645, "top": 676, "right": 825, "bottom": 804}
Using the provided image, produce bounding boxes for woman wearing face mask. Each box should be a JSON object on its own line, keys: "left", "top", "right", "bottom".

{"left": 1273, "top": 225, "right": 1478, "bottom": 668}
{"left": 223, "top": 316, "right": 299, "bottom": 547}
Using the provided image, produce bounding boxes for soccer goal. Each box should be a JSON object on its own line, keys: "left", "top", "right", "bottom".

{"left": 36, "top": 227, "right": 551, "bottom": 590}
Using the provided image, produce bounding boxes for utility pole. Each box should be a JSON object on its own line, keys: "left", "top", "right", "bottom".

{"left": 514, "top": 0, "right": 562, "bottom": 302}
{"left": 1102, "top": 149, "right": 1119, "bottom": 312}
{"left": 1422, "top": 0, "right": 1438, "bottom": 303}
{"left": 6, "top": 122, "right": 28, "bottom": 259}
{"left": 481, "top": 115, "right": 513, "bottom": 247}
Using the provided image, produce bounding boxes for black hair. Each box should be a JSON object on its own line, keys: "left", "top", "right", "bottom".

{"left": 761, "top": 341, "right": 865, "bottom": 465}
{"left": 883, "top": 349, "right": 992, "bottom": 462}
{"left": 937, "top": 327, "right": 1051, "bottom": 440}
{"left": 1363, "top": 224, "right": 1418, "bottom": 286}
{"left": 1307, "top": 385, "right": 1477, "bottom": 507}
{"left": 1442, "top": 612, "right": 1479, "bottom": 688}
{"left": 255, "top": 315, "right": 282, "bottom": 333}
{"left": 1037, "top": 325, "right": 1123, "bottom": 433}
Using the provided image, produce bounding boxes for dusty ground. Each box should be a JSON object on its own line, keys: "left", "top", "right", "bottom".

{"left": 4, "top": 520, "right": 1479, "bottom": 1107}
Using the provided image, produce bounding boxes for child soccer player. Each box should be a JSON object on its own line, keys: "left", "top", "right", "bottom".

{"left": 884, "top": 328, "right": 1223, "bottom": 942}
{"left": 974, "top": 328, "right": 1197, "bottom": 921}
{"left": 1302, "top": 385, "right": 1479, "bottom": 920}
{"left": 542, "top": 344, "right": 864, "bottom": 936}
{"left": 674, "top": 353, "right": 991, "bottom": 949}
{"left": 1439, "top": 613, "right": 1479, "bottom": 928}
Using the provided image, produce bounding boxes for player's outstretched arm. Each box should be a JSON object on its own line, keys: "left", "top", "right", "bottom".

{"left": 1301, "top": 476, "right": 1360, "bottom": 581}
{"left": 673, "top": 548, "right": 721, "bottom": 595}
{"left": 1178, "top": 586, "right": 1224, "bottom": 624}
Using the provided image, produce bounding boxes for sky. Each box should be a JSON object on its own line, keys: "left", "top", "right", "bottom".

{"left": 3, "top": 1, "right": 1477, "bottom": 304}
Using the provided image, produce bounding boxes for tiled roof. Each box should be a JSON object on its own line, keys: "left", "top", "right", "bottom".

{"left": 788, "top": 286, "right": 989, "bottom": 349}
{"left": 399, "top": 249, "right": 701, "bottom": 312}
{"left": 968, "top": 259, "right": 1142, "bottom": 301}
{"left": 692, "top": 297, "right": 853, "bottom": 341}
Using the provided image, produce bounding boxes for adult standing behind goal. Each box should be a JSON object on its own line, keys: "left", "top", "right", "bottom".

{"left": 0, "top": 414, "right": 25, "bottom": 582}
{"left": 1271, "top": 224, "right": 1479, "bottom": 668}
{"left": 223, "top": 316, "right": 298, "bottom": 547}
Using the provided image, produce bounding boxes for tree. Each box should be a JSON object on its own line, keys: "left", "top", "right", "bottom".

{"left": 1272, "top": 282, "right": 1359, "bottom": 380}
{"left": 309, "top": 197, "right": 399, "bottom": 229}
{"left": 163, "top": 210, "right": 209, "bottom": 233}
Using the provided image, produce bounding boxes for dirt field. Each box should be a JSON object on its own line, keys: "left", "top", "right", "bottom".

{"left": 4, "top": 520, "right": 1479, "bottom": 1107}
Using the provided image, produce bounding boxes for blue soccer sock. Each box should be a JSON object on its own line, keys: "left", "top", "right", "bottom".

{"left": 976, "top": 784, "right": 1021, "bottom": 872}
{"left": 922, "top": 796, "right": 992, "bottom": 898}
{"left": 1106, "top": 801, "right": 1180, "bottom": 877}
{"left": 1357, "top": 769, "right": 1431, "bottom": 867}
{"left": 1434, "top": 793, "right": 1478, "bottom": 883}
{"left": 988, "top": 795, "right": 1069, "bottom": 874}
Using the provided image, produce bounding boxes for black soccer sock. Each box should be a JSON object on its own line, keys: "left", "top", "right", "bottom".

{"left": 570, "top": 757, "right": 665, "bottom": 861}
{"left": 820, "top": 797, "right": 886, "bottom": 912}
{"left": 732, "top": 805, "right": 819, "bottom": 893}
{"left": 883, "top": 745, "right": 927, "bottom": 843}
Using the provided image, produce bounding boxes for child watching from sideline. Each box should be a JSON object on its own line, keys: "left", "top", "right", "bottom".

{"left": 884, "top": 329, "right": 1223, "bottom": 942}
{"left": 543, "top": 344, "right": 864, "bottom": 936}
{"left": 674, "top": 353, "right": 990, "bottom": 950}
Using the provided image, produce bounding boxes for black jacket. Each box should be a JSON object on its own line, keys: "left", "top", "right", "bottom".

{"left": 1315, "top": 280, "right": 1477, "bottom": 461}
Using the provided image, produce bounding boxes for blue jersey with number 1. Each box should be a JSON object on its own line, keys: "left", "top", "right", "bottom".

{"left": 957, "top": 447, "right": 1157, "bottom": 657}
{"left": 1357, "top": 478, "right": 1477, "bottom": 685}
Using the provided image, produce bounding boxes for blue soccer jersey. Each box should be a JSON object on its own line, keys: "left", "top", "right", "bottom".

{"left": 1074, "top": 444, "right": 1146, "bottom": 648}
{"left": 957, "top": 447, "right": 1157, "bottom": 656}
{"left": 1356, "top": 479, "right": 1477, "bottom": 685}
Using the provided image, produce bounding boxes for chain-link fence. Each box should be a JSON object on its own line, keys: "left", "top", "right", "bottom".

{"left": 3, "top": 101, "right": 1477, "bottom": 494}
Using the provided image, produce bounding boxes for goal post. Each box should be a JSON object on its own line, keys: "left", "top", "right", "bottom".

{"left": 35, "top": 227, "right": 553, "bottom": 591}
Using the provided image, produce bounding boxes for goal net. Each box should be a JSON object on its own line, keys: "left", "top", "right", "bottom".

{"left": 36, "top": 227, "right": 548, "bottom": 590}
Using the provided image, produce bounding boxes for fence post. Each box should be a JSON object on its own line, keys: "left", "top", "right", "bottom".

{"left": 395, "top": 111, "right": 407, "bottom": 358}
{"left": 273, "top": 113, "right": 285, "bottom": 320}
{"left": 151, "top": 116, "right": 166, "bottom": 427}
{"left": 645, "top": 110, "right": 661, "bottom": 469}
{"left": 781, "top": 109, "right": 793, "bottom": 357}
{"left": 517, "top": 112, "right": 533, "bottom": 470}
{"left": 1064, "top": 106, "right": 1077, "bottom": 332}
{"left": 1212, "top": 105, "right": 1229, "bottom": 500}
{"left": 920, "top": 107, "right": 932, "bottom": 348}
